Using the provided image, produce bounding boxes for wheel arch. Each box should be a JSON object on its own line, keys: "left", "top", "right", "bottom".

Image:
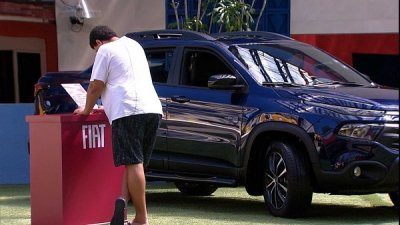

{"left": 242, "top": 122, "right": 319, "bottom": 195}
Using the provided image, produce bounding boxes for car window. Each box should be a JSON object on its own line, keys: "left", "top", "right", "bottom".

{"left": 181, "top": 49, "right": 235, "bottom": 87}
{"left": 145, "top": 49, "right": 174, "bottom": 83}
{"left": 232, "top": 43, "right": 371, "bottom": 86}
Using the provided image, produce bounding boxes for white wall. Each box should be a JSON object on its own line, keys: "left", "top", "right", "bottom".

{"left": 291, "top": 0, "right": 399, "bottom": 34}
{"left": 56, "top": 0, "right": 165, "bottom": 71}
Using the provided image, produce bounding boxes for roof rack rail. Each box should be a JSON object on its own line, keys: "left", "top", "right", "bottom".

{"left": 126, "top": 29, "right": 215, "bottom": 41}
{"left": 212, "top": 31, "right": 292, "bottom": 41}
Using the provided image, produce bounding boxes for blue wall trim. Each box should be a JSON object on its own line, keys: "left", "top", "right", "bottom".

{"left": 0, "top": 103, "right": 32, "bottom": 184}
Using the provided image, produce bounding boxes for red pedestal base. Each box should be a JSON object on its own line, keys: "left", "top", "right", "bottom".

{"left": 26, "top": 113, "right": 124, "bottom": 225}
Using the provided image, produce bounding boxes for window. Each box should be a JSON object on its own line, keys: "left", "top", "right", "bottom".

{"left": 0, "top": 36, "right": 45, "bottom": 103}
{"left": 182, "top": 50, "right": 234, "bottom": 87}
{"left": 18, "top": 52, "right": 41, "bottom": 102}
{"left": 0, "top": 51, "right": 15, "bottom": 102}
{"left": 233, "top": 44, "right": 371, "bottom": 86}
{"left": 0, "top": 51, "right": 42, "bottom": 103}
{"left": 145, "top": 49, "right": 174, "bottom": 83}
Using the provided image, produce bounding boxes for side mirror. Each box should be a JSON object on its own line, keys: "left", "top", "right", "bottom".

{"left": 208, "top": 74, "right": 245, "bottom": 91}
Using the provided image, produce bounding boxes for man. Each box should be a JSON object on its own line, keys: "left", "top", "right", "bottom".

{"left": 74, "top": 25, "right": 162, "bottom": 225}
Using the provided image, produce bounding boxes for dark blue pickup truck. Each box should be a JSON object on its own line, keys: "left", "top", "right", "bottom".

{"left": 34, "top": 30, "right": 399, "bottom": 218}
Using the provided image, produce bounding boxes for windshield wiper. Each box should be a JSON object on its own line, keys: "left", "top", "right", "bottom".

{"left": 312, "top": 81, "right": 364, "bottom": 87}
{"left": 262, "top": 82, "right": 303, "bottom": 87}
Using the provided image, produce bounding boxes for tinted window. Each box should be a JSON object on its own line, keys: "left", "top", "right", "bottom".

{"left": 146, "top": 50, "right": 174, "bottom": 83}
{"left": 181, "top": 50, "right": 234, "bottom": 87}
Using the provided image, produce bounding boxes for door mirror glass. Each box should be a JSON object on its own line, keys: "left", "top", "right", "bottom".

{"left": 208, "top": 74, "right": 237, "bottom": 89}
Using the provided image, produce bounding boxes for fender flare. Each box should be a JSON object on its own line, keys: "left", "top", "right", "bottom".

{"left": 241, "top": 121, "right": 320, "bottom": 180}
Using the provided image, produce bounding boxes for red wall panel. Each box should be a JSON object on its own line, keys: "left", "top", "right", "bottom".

{"left": 291, "top": 33, "right": 399, "bottom": 66}
{"left": 0, "top": 20, "right": 58, "bottom": 72}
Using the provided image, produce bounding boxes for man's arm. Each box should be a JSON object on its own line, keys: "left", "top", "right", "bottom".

{"left": 74, "top": 79, "right": 105, "bottom": 115}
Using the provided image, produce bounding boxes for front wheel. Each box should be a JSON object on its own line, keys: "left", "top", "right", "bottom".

{"left": 263, "top": 141, "right": 313, "bottom": 218}
{"left": 175, "top": 182, "right": 218, "bottom": 196}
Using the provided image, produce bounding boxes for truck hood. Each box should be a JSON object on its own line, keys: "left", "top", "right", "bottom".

{"left": 275, "top": 86, "right": 399, "bottom": 112}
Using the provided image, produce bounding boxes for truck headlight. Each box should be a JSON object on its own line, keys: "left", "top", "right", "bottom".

{"left": 338, "top": 123, "right": 383, "bottom": 140}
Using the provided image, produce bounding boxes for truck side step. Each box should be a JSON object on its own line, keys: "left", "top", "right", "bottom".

{"left": 145, "top": 171, "right": 238, "bottom": 187}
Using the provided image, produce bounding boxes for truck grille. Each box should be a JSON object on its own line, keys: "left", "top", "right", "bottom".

{"left": 378, "top": 111, "right": 399, "bottom": 151}
{"left": 380, "top": 124, "right": 399, "bottom": 150}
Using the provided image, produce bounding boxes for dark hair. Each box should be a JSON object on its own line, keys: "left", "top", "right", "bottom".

{"left": 89, "top": 25, "right": 118, "bottom": 49}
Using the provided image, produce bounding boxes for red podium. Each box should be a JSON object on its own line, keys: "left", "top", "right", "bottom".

{"left": 26, "top": 113, "right": 124, "bottom": 225}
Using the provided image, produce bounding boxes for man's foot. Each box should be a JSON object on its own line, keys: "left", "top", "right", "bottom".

{"left": 130, "top": 220, "right": 148, "bottom": 225}
{"left": 110, "top": 197, "right": 126, "bottom": 225}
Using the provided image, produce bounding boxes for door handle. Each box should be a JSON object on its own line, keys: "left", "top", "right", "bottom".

{"left": 171, "top": 96, "right": 190, "bottom": 103}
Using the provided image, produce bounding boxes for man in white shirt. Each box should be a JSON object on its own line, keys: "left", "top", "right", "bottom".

{"left": 74, "top": 25, "right": 162, "bottom": 225}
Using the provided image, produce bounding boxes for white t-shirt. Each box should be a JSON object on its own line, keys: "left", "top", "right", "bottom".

{"left": 91, "top": 36, "right": 162, "bottom": 124}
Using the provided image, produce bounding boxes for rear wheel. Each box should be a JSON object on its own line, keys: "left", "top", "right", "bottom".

{"left": 175, "top": 182, "right": 218, "bottom": 196}
{"left": 263, "top": 141, "right": 313, "bottom": 218}
{"left": 389, "top": 192, "right": 399, "bottom": 208}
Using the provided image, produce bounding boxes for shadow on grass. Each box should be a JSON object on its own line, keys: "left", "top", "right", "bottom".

{"left": 307, "top": 203, "right": 398, "bottom": 224}
{"left": 148, "top": 191, "right": 266, "bottom": 214}
{"left": 0, "top": 196, "right": 30, "bottom": 207}
{"left": 145, "top": 189, "right": 398, "bottom": 225}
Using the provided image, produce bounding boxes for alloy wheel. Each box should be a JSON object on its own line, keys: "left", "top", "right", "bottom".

{"left": 264, "top": 151, "right": 288, "bottom": 209}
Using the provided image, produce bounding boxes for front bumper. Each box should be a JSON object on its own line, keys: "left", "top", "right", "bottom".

{"left": 313, "top": 118, "right": 399, "bottom": 194}
{"left": 315, "top": 156, "right": 398, "bottom": 194}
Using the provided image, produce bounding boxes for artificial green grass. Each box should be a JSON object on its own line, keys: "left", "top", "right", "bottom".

{"left": 0, "top": 183, "right": 398, "bottom": 225}
{"left": 0, "top": 185, "right": 31, "bottom": 225}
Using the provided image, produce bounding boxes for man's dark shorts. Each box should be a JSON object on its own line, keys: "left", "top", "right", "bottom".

{"left": 111, "top": 113, "right": 161, "bottom": 167}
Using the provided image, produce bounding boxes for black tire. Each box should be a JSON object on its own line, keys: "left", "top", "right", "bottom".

{"left": 263, "top": 141, "right": 313, "bottom": 218}
{"left": 389, "top": 192, "right": 399, "bottom": 208}
{"left": 175, "top": 182, "right": 218, "bottom": 196}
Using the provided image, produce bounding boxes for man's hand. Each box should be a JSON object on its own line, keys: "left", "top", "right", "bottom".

{"left": 73, "top": 80, "right": 105, "bottom": 116}
{"left": 73, "top": 105, "right": 104, "bottom": 115}
{"left": 73, "top": 106, "right": 90, "bottom": 116}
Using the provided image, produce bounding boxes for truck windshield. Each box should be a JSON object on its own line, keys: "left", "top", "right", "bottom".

{"left": 231, "top": 42, "right": 373, "bottom": 86}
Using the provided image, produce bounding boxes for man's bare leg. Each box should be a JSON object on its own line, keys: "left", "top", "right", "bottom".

{"left": 126, "top": 163, "right": 148, "bottom": 224}
{"left": 120, "top": 171, "right": 130, "bottom": 221}
{"left": 121, "top": 170, "right": 131, "bottom": 200}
